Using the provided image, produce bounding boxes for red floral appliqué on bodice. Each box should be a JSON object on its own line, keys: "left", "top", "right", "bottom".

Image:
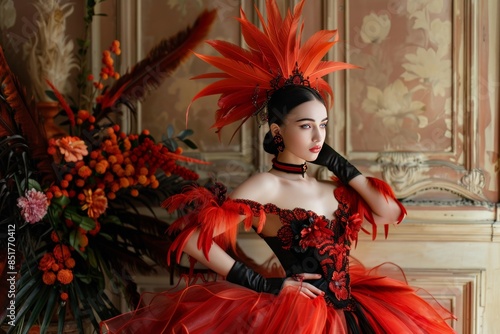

{"left": 234, "top": 186, "right": 362, "bottom": 310}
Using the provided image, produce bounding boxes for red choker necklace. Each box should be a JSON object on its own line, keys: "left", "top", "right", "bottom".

{"left": 272, "top": 158, "right": 307, "bottom": 177}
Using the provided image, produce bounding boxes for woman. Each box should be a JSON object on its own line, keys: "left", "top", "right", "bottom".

{"left": 101, "top": 0, "right": 455, "bottom": 332}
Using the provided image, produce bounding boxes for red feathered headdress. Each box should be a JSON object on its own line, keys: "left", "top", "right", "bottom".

{"left": 187, "top": 0, "right": 357, "bottom": 139}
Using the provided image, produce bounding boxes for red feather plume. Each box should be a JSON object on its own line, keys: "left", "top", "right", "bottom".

{"left": 337, "top": 177, "right": 407, "bottom": 241}
{"left": 186, "top": 0, "right": 359, "bottom": 138}
{"left": 162, "top": 185, "right": 261, "bottom": 267}
{"left": 0, "top": 47, "right": 54, "bottom": 181}
{"left": 102, "top": 9, "right": 217, "bottom": 115}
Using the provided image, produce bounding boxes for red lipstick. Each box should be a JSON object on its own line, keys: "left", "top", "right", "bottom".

{"left": 310, "top": 146, "right": 321, "bottom": 153}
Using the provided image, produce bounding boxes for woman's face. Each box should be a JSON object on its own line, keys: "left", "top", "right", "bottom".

{"left": 273, "top": 99, "right": 328, "bottom": 163}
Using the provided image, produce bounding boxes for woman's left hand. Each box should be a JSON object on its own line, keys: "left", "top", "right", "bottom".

{"left": 282, "top": 273, "right": 325, "bottom": 299}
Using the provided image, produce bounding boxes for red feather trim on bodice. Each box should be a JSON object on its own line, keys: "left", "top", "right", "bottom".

{"left": 162, "top": 177, "right": 406, "bottom": 270}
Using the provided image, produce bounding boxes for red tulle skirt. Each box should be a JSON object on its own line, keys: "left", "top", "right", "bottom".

{"left": 100, "top": 264, "right": 455, "bottom": 334}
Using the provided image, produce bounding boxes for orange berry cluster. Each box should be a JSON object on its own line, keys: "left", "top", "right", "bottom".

{"left": 75, "top": 109, "right": 96, "bottom": 130}
{"left": 47, "top": 126, "right": 198, "bottom": 207}
{"left": 39, "top": 244, "right": 75, "bottom": 290}
{"left": 87, "top": 40, "right": 121, "bottom": 91}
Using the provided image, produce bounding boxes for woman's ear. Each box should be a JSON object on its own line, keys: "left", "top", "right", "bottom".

{"left": 270, "top": 123, "right": 281, "bottom": 137}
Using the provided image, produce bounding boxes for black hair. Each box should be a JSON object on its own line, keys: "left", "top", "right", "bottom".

{"left": 263, "top": 85, "right": 325, "bottom": 155}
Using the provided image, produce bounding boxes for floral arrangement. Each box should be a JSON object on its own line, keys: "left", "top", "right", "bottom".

{"left": 0, "top": 1, "right": 216, "bottom": 333}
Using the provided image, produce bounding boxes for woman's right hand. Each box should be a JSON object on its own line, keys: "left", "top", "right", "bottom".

{"left": 283, "top": 273, "right": 325, "bottom": 299}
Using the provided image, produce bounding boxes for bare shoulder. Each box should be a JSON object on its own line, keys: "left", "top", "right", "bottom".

{"left": 229, "top": 172, "right": 280, "bottom": 203}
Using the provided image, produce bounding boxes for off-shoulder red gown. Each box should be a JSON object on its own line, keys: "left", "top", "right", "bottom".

{"left": 100, "top": 178, "right": 456, "bottom": 333}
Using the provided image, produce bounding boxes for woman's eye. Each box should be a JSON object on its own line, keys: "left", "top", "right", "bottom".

{"left": 300, "top": 124, "right": 311, "bottom": 129}
{"left": 320, "top": 123, "right": 327, "bottom": 128}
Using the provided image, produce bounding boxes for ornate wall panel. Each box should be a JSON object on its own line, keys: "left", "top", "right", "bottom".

{"left": 325, "top": 0, "right": 498, "bottom": 208}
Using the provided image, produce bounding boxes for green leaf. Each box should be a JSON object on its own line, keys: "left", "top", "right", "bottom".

{"left": 167, "top": 124, "right": 174, "bottom": 138}
{"left": 69, "top": 229, "right": 79, "bottom": 249}
{"left": 77, "top": 275, "right": 93, "bottom": 284}
{"left": 177, "top": 129, "right": 193, "bottom": 140}
{"left": 79, "top": 216, "right": 96, "bottom": 231}
{"left": 102, "top": 215, "right": 123, "bottom": 226}
{"left": 89, "top": 250, "right": 99, "bottom": 269}
{"left": 98, "top": 232, "right": 113, "bottom": 241}
{"left": 64, "top": 208, "right": 83, "bottom": 224}
{"left": 40, "top": 288, "right": 58, "bottom": 333}
{"left": 44, "top": 90, "right": 58, "bottom": 101}
{"left": 20, "top": 285, "right": 52, "bottom": 334}
{"left": 48, "top": 203, "right": 62, "bottom": 219}
{"left": 52, "top": 195, "right": 71, "bottom": 208}
{"left": 20, "top": 178, "right": 42, "bottom": 191}
{"left": 182, "top": 138, "right": 198, "bottom": 149}
{"left": 57, "top": 305, "right": 66, "bottom": 334}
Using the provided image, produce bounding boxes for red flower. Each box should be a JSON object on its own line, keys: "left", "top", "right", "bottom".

{"left": 42, "top": 271, "right": 56, "bottom": 285}
{"left": 53, "top": 244, "right": 71, "bottom": 262}
{"left": 299, "top": 217, "right": 334, "bottom": 249}
{"left": 346, "top": 213, "right": 363, "bottom": 243}
{"left": 57, "top": 269, "right": 73, "bottom": 285}
{"left": 38, "top": 253, "right": 55, "bottom": 271}
{"left": 329, "top": 271, "right": 348, "bottom": 300}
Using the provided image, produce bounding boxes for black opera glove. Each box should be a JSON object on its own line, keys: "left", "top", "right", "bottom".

{"left": 311, "top": 143, "right": 361, "bottom": 185}
{"left": 226, "top": 261, "right": 285, "bottom": 295}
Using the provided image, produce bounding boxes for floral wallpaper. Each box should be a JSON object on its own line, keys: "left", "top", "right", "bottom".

{"left": 347, "top": 0, "right": 454, "bottom": 153}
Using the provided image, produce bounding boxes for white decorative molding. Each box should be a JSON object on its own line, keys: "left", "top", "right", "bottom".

{"left": 375, "top": 151, "right": 491, "bottom": 203}
{"left": 377, "top": 152, "right": 426, "bottom": 192}
{"left": 402, "top": 269, "right": 485, "bottom": 334}
{"left": 460, "top": 169, "right": 486, "bottom": 196}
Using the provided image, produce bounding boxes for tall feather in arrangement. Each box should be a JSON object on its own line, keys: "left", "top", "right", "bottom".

{"left": 23, "top": 0, "right": 78, "bottom": 103}
{"left": 0, "top": 47, "right": 54, "bottom": 181}
{"left": 186, "top": 0, "right": 358, "bottom": 140}
{"left": 96, "top": 9, "right": 217, "bottom": 122}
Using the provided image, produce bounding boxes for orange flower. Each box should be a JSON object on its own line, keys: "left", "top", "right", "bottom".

{"left": 60, "top": 292, "right": 69, "bottom": 301}
{"left": 123, "top": 139, "right": 131, "bottom": 150}
{"left": 119, "top": 177, "right": 129, "bottom": 188}
{"left": 38, "top": 253, "right": 55, "bottom": 271}
{"left": 95, "top": 161, "right": 108, "bottom": 174}
{"left": 55, "top": 136, "right": 88, "bottom": 162}
{"left": 137, "top": 175, "right": 147, "bottom": 185}
{"left": 42, "top": 271, "right": 56, "bottom": 285}
{"left": 108, "top": 155, "right": 117, "bottom": 164}
{"left": 78, "top": 165, "right": 92, "bottom": 178}
{"left": 124, "top": 164, "right": 134, "bottom": 176}
{"left": 65, "top": 257, "right": 76, "bottom": 269}
{"left": 81, "top": 188, "right": 108, "bottom": 219}
{"left": 111, "top": 183, "right": 120, "bottom": 193}
{"left": 53, "top": 244, "right": 71, "bottom": 262}
{"left": 57, "top": 269, "right": 73, "bottom": 285}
